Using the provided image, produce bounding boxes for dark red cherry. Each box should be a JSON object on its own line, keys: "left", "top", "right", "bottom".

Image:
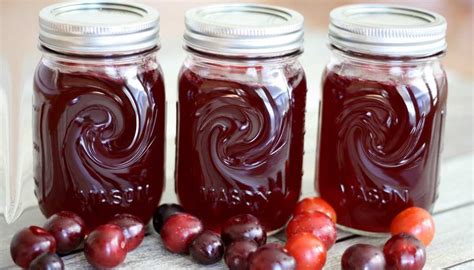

{"left": 84, "top": 224, "right": 127, "bottom": 268}
{"left": 160, "top": 213, "right": 203, "bottom": 254}
{"left": 43, "top": 211, "right": 85, "bottom": 254}
{"left": 341, "top": 244, "right": 385, "bottom": 270}
{"left": 249, "top": 244, "right": 296, "bottom": 270}
{"left": 383, "top": 233, "right": 426, "bottom": 270}
{"left": 221, "top": 214, "right": 267, "bottom": 246}
{"left": 29, "top": 253, "right": 64, "bottom": 270}
{"left": 189, "top": 230, "right": 224, "bottom": 265}
{"left": 10, "top": 226, "right": 56, "bottom": 268}
{"left": 225, "top": 240, "right": 259, "bottom": 270}
{"left": 109, "top": 213, "right": 145, "bottom": 251}
{"left": 153, "top": 203, "right": 185, "bottom": 233}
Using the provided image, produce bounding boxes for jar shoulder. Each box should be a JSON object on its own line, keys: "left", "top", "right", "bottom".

{"left": 321, "top": 58, "right": 448, "bottom": 114}
{"left": 178, "top": 54, "right": 306, "bottom": 91}
{"left": 324, "top": 51, "right": 447, "bottom": 85}
{"left": 34, "top": 53, "right": 165, "bottom": 95}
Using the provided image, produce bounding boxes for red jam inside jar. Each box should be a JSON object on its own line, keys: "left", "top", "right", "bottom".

{"left": 176, "top": 63, "right": 307, "bottom": 232}
{"left": 176, "top": 4, "right": 306, "bottom": 232}
{"left": 317, "top": 4, "right": 448, "bottom": 234}
{"left": 317, "top": 65, "right": 447, "bottom": 233}
{"left": 34, "top": 2, "right": 165, "bottom": 229}
{"left": 34, "top": 55, "right": 165, "bottom": 228}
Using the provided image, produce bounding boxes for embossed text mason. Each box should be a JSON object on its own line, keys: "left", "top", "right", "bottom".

{"left": 33, "top": 2, "right": 165, "bottom": 228}
{"left": 175, "top": 4, "right": 307, "bottom": 233}
{"left": 316, "top": 5, "right": 448, "bottom": 234}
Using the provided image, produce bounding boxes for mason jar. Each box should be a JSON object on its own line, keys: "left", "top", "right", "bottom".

{"left": 34, "top": 2, "right": 165, "bottom": 229}
{"left": 316, "top": 4, "right": 448, "bottom": 234}
{"left": 175, "top": 4, "right": 307, "bottom": 233}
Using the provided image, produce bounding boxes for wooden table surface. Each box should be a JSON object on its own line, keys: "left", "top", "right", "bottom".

{"left": 0, "top": 130, "right": 473, "bottom": 269}
{"left": 2, "top": 155, "right": 473, "bottom": 269}
{"left": 1, "top": 0, "right": 473, "bottom": 269}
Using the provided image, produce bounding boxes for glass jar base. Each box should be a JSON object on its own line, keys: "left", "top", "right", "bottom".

{"left": 336, "top": 224, "right": 390, "bottom": 238}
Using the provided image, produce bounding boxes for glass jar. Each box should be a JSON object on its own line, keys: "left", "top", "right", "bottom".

{"left": 175, "top": 4, "right": 307, "bottom": 232}
{"left": 33, "top": 2, "right": 165, "bottom": 229}
{"left": 316, "top": 5, "right": 448, "bottom": 234}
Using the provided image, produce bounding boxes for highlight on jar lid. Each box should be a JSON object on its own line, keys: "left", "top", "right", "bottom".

{"left": 38, "top": 1, "right": 160, "bottom": 55}
{"left": 329, "top": 4, "right": 447, "bottom": 57}
{"left": 184, "top": 3, "right": 304, "bottom": 58}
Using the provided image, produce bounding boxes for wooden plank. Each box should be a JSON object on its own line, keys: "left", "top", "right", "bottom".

{"left": 1, "top": 153, "right": 473, "bottom": 269}
{"left": 433, "top": 153, "right": 474, "bottom": 213}
{"left": 448, "top": 259, "right": 474, "bottom": 270}
{"left": 59, "top": 203, "right": 474, "bottom": 269}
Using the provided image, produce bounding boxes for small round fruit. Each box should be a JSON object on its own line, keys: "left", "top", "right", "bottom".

{"left": 286, "top": 233, "right": 326, "bottom": 270}
{"left": 383, "top": 233, "right": 426, "bottom": 270}
{"left": 390, "top": 207, "right": 435, "bottom": 246}
{"left": 43, "top": 211, "right": 85, "bottom": 254}
{"left": 110, "top": 213, "right": 145, "bottom": 251}
{"left": 294, "top": 197, "right": 337, "bottom": 223}
{"left": 286, "top": 212, "right": 337, "bottom": 249}
{"left": 225, "top": 240, "right": 259, "bottom": 270}
{"left": 84, "top": 224, "right": 127, "bottom": 268}
{"left": 10, "top": 226, "right": 56, "bottom": 268}
{"left": 221, "top": 214, "right": 267, "bottom": 246}
{"left": 29, "top": 253, "right": 64, "bottom": 270}
{"left": 189, "top": 230, "right": 224, "bottom": 265}
{"left": 249, "top": 245, "right": 296, "bottom": 270}
{"left": 160, "top": 213, "right": 203, "bottom": 254}
{"left": 153, "top": 203, "right": 185, "bottom": 233}
{"left": 341, "top": 244, "right": 385, "bottom": 270}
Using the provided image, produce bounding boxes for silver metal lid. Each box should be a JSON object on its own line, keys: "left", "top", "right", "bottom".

{"left": 39, "top": 1, "right": 160, "bottom": 55}
{"left": 329, "top": 4, "right": 447, "bottom": 57}
{"left": 184, "top": 4, "right": 304, "bottom": 58}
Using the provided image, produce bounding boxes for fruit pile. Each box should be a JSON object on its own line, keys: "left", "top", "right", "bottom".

{"left": 10, "top": 198, "right": 435, "bottom": 270}
{"left": 10, "top": 211, "right": 145, "bottom": 269}
{"left": 342, "top": 207, "right": 435, "bottom": 270}
{"left": 153, "top": 198, "right": 337, "bottom": 269}
{"left": 285, "top": 197, "right": 338, "bottom": 269}
{"left": 154, "top": 199, "right": 435, "bottom": 270}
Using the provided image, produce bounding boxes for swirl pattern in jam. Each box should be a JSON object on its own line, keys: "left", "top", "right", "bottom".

{"left": 176, "top": 65, "right": 307, "bottom": 232}
{"left": 317, "top": 69, "right": 447, "bottom": 233}
{"left": 33, "top": 58, "right": 165, "bottom": 229}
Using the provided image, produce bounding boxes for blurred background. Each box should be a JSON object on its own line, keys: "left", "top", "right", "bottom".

{"left": 0, "top": 0, "right": 473, "bottom": 224}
